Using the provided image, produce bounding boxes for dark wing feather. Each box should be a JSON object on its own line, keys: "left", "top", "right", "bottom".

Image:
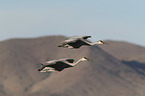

{"left": 66, "top": 59, "right": 74, "bottom": 63}
{"left": 46, "top": 61, "right": 72, "bottom": 71}
{"left": 65, "top": 59, "right": 74, "bottom": 63}
{"left": 68, "top": 39, "right": 89, "bottom": 48}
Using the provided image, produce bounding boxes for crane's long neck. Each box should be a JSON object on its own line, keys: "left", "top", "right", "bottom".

{"left": 90, "top": 41, "right": 102, "bottom": 45}
{"left": 68, "top": 59, "right": 83, "bottom": 67}
{"left": 83, "top": 40, "right": 101, "bottom": 46}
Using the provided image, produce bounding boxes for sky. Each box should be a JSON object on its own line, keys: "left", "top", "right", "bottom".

{"left": 0, "top": 0, "right": 145, "bottom": 46}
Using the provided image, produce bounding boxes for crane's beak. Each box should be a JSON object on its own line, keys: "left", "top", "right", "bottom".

{"left": 88, "top": 58, "right": 93, "bottom": 62}
{"left": 86, "top": 58, "right": 90, "bottom": 61}
{"left": 102, "top": 41, "right": 108, "bottom": 45}
{"left": 104, "top": 42, "right": 108, "bottom": 45}
{"left": 84, "top": 57, "right": 90, "bottom": 61}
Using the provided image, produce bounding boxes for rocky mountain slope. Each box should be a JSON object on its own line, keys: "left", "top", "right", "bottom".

{"left": 0, "top": 36, "right": 145, "bottom": 96}
{"left": 100, "top": 40, "right": 145, "bottom": 63}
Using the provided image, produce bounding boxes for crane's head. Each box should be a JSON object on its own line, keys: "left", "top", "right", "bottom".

{"left": 97, "top": 40, "right": 108, "bottom": 45}
{"left": 80, "top": 57, "right": 89, "bottom": 62}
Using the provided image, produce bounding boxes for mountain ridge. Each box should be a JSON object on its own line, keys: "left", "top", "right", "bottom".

{"left": 100, "top": 40, "right": 145, "bottom": 63}
{"left": 0, "top": 36, "right": 145, "bottom": 96}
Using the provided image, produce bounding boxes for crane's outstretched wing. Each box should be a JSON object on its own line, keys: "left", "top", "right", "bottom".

{"left": 38, "top": 59, "right": 58, "bottom": 71}
{"left": 45, "top": 58, "right": 74, "bottom": 64}
{"left": 81, "top": 36, "right": 91, "bottom": 39}
{"left": 38, "top": 58, "right": 74, "bottom": 71}
{"left": 71, "top": 36, "right": 91, "bottom": 40}
{"left": 58, "top": 36, "right": 91, "bottom": 47}
{"left": 58, "top": 38, "right": 79, "bottom": 47}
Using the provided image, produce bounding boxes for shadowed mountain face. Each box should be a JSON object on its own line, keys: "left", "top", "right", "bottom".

{"left": 100, "top": 40, "right": 145, "bottom": 63}
{"left": 122, "top": 61, "right": 145, "bottom": 75}
{"left": 0, "top": 36, "right": 145, "bottom": 96}
{"left": 100, "top": 40, "right": 145, "bottom": 86}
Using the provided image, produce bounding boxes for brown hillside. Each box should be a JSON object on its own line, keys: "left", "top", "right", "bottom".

{"left": 0, "top": 36, "right": 145, "bottom": 96}
{"left": 100, "top": 40, "right": 145, "bottom": 63}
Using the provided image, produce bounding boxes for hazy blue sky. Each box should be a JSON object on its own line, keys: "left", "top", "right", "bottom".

{"left": 0, "top": 0, "right": 145, "bottom": 46}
